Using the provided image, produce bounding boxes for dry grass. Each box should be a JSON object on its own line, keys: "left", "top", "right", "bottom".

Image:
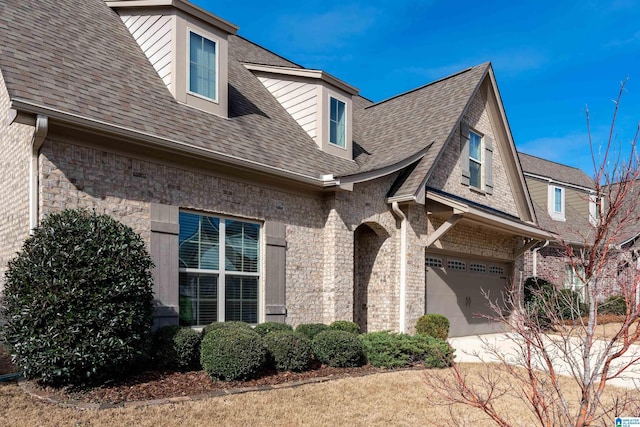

{"left": 0, "top": 364, "right": 636, "bottom": 427}
{"left": 554, "top": 320, "right": 639, "bottom": 342}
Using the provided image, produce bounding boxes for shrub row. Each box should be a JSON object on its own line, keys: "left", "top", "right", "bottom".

{"left": 360, "top": 331, "right": 453, "bottom": 369}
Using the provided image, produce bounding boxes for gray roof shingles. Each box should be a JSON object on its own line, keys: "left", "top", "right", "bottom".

{"left": 519, "top": 152, "right": 594, "bottom": 189}
{"left": 0, "top": 0, "right": 490, "bottom": 191}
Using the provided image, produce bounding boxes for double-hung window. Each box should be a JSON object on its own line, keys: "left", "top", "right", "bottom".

{"left": 189, "top": 31, "right": 217, "bottom": 101}
{"left": 329, "top": 97, "right": 346, "bottom": 148}
{"left": 178, "top": 212, "right": 260, "bottom": 326}
{"left": 469, "top": 131, "right": 482, "bottom": 188}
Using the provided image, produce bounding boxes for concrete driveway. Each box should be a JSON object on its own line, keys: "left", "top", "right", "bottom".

{"left": 449, "top": 333, "right": 640, "bottom": 390}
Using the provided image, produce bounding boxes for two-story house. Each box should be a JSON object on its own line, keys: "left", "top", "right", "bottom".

{"left": 518, "top": 152, "right": 597, "bottom": 299}
{"left": 0, "top": 0, "right": 550, "bottom": 337}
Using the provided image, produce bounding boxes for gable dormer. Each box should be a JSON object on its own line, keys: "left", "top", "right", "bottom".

{"left": 244, "top": 64, "right": 358, "bottom": 161}
{"left": 106, "top": 0, "right": 238, "bottom": 118}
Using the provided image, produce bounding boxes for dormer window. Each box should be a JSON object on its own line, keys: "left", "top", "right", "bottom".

{"left": 329, "top": 97, "right": 346, "bottom": 148}
{"left": 189, "top": 31, "right": 217, "bottom": 101}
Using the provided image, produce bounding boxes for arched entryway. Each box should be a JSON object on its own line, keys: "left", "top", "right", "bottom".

{"left": 353, "top": 222, "right": 388, "bottom": 333}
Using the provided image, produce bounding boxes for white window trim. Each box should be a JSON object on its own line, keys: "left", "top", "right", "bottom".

{"left": 178, "top": 210, "right": 261, "bottom": 325}
{"left": 469, "top": 130, "right": 483, "bottom": 190}
{"left": 328, "top": 96, "right": 347, "bottom": 149}
{"left": 187, "top": 29, "right": 219, "bottom": 104}
{"left": 589, "top": 194, "right": 599, "bottom": 226}
{"left": 548, "top": 185, "right": 566, "bottom": 221}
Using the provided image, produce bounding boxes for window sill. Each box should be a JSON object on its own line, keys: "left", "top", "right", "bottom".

{"left": 470, "top": 186, "right": 486, "bottom": 195}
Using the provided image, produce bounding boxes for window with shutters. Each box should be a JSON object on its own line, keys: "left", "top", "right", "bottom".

{"left": 178, "top": 211, "right": 260, "bottom": 326}
{"left": 460, "top": 123, "right": 494, "bottom": 193}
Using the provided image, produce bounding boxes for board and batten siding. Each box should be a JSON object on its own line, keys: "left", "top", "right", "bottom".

{"left": 258, "top": 77, "right": 318, "bottom": 140}
{"left": 119, "top": 13, "right": 173, "bottom": 89}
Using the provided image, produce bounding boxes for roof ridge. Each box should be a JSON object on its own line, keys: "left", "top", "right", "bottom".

{"left": 364, "top": 62, "right": 490, "bottom": 110}
{"left": 233, "top": 34, "right": 303, "bottom": 69}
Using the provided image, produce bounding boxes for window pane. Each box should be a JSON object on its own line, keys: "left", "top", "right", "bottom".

{"left": 469, "top": 132, "right": 481, "bottom": 160}
{"left": 554, "top": 188, "right": 562, "bottom": 212}
{"left": 225, "top": 220, "right": 259, "bottom": 272}
{"left": 470, "top": 160, "right": 481, "bottom": 188}
{"left": 189, "top": 32, "right": 216, "bottom": 99}
{"left": 329, "top": 97, "right": 346, "bottom": 148}
{"left": 179, "top": 273, "right": 218, "bottom": 326}
{"left": 225, "top": 276, "right": 258, "bottom": 323}
{"left": 179, "top": 212, "right": 200, "bottom": 269}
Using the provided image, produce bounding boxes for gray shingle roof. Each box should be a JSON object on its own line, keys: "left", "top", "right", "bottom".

{"left": 0, "top": 0, "right": 358, "bottom": 180}
{"left": 519, "top": 152, "right": 594, "bottom": 189}
{"left": 0, "top": 0, "right": 493, "bottom": 193}
{"left": 380, "top": 64, "right": 490, "bottom": 198}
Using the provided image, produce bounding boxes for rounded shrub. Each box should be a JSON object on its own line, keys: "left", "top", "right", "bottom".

{"left": 329, "top": 320, "right": 361, "bottom": 334}
{"left": 263, "top": 331, "right": 312, "bottom": 372}
{"left": 151, "top": 325, "right": 201, "bottom": 372}
{"left": 360, "top": 331, "right": 453, "bottom": 369}
{"left": 200, "top": 327, "right": 266, "bottom": 381}
{"left": 1, "top": 209, "right": 154, "bottom": 386}
{"left": 312, "top": 330, "right": 365, "bottom": 368}
{"left": 295, "top": 323, "right": 329, "bottom": 340}
{"left": 253, "top": 322, "right": 293, "bottom": 337}
{"left": 599, "top": 295, "right": 626, "bottom": 315}
{"left": 523, "top": 277, "right": 556, "bottom": 329}
{"left": 415, "top": 314, "right": 450, "bottom": 340}
{"left": 201, "top": 321, "right": 251, "bottom": 338}
{"left": 555, "top": 288, "right": 588, "bottom": 320}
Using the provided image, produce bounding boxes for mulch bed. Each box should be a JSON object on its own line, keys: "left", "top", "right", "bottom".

{"left": 29, "top": 363, "right": 386, "bottom": 406}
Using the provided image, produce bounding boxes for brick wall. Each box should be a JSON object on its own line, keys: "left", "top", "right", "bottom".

{"left": 38, "top": 137, "right": 405, "bottom": 330}
{"left": 428, "top": 90, "right": 519, "bottom": 217}
{"left": 0, "top": 70, "right": 33, "bottom": 292}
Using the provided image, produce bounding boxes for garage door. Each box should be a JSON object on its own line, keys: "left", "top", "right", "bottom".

{"left": 425, "top": 253, "right": 511, "bottom": 337}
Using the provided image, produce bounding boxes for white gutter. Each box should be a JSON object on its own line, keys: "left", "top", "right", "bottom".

{"left": 532, "top": 240, "right": 550, "bottom": 277}
{"left": 29, "top": 115, "right": 49, "bottom": 232}
{"left": 391, "top": 202, "right": 407, "bottom": 333}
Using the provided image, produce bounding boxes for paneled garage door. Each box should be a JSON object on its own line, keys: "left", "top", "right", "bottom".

{"left": 425, "top": 253, "right": 512, "bottom": 337}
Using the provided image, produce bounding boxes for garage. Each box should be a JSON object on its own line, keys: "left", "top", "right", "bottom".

{"left": 425, "top": 253, "right": 512, "bottom": 337}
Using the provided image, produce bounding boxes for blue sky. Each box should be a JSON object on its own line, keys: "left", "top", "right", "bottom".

{"left": 194, "top": 0, "right": 640, "bottom": 176}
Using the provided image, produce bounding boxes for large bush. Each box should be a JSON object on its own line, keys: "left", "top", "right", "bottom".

{"left": 312, "top": 330, "right": 365, "bottom": 368}
{"left": 598, "top": 295, "right": 626, "bottom": 315}
{"left": 415, "top": 314, "right": 450, "bottom": 340}
{"left": 200, "top": 327, "right": 266, "bottom": 381}
{"left": 201, "top": 321, "right": 251, "bottom": 338}
{"left": 360, "top": 331, "right": 453, "bottom": 369}
{"left": 263, "top": 331, "right": 312, "bottom": 372}
{"left": 329, "top": 320, "right": 361, "bottom": 334}
{"left": 295, "top": 323, "right": 329, "bottom": 340}
{"left": 524, "top": 277, "right": 588, "bottom": 327}
{"left": 555, "top": 288, "right": 588, "bottom": 320}
{"left": 2, "top": 209, "right": 154, "bottom": 386}
{"left": 151, "top": 325, "right": 201, "bottom": 372}
{"left": 254, "top": 322, "right": 293, "bottom": 337}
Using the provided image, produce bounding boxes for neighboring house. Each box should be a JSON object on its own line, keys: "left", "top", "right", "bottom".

{"left": 519, "top": 152, "right": 598, "bottom": 299}
{"left": 0, "top": 0, "right": 550, "bottom": 337}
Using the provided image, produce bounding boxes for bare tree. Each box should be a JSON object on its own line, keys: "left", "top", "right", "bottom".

{"left": 427, "top": 80, "right": 640, "bottom": 426}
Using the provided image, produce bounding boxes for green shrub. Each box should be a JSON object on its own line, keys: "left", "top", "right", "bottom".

{"left": 360, "top": 331, "right": 453, "bottom": 369}
{"left": 253, "top": 322, "right": 293, "bottom": 337}
{"left": 329, "top": 320, "right": 361, "bottom": 334}
{"left": 523, "top": 277, "right": 588, "bottom": 327}
{"left": 1, "top": 209, "right": 154, "bottom": 386}
{"left": 415, "top": 314, "right": 450, "bottom": 340}
{"left": 295, "top": 323, "right": 329, "bottom": 340}
{"left": 201, "top": 321, "right": 251, "bottom": 338}
{"left": 151, "top": 325, "right": 201, "bottom": 372}
{"left": 599, "top": 295, "right": 626, "bottom": 315}
{"left": 200, "top": 327, "right": 266, "bottom": 381}
{"left": 312, "top": 330, "right": 365, "bottom": 368}
{"left": 263, "top": 331, "right": 312, "bottom": 372}
{"left": 555, "top": 288, "right": 588, "bottom": 320}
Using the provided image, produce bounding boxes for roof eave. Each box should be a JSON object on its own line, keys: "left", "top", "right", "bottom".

{"left": 10, "top": 98, "right": 338, "bottom": 188}
{"left": 243, "top": 63, "right": 359, "bottom": 95}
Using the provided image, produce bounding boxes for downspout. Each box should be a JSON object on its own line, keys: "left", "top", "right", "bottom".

{"left": 29, "top": 115, "right": 49, "bottom": 232}
{"left": 532, "top": 240, "right": 549, "bottom": 277}
{"left": 391, "top": 202, "right": 407, "bottom": 333}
